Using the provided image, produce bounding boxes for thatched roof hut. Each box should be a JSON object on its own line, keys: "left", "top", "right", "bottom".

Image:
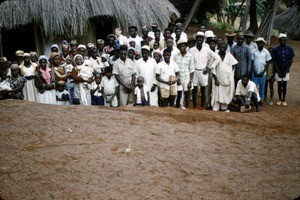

{"left": 273, "top": 6, "right": 300, "bottom": 39}
{"left": 0, "top": 0, "right": 180, "bottom": 59}
{"left": 0, "top": 0, "right": 180, "bottom": 39}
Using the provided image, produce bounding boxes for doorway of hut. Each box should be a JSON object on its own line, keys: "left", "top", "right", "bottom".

{"left": 94, "top": 17, "right": 116, "bottom": 45}
{"left": 1, "top": 24, "right": 36, "bottom": 62}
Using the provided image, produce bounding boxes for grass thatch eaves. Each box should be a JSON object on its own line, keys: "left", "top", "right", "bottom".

{"left": 273, "top": 6, "right": 300, "bottom": 37}
{"left": 0, "top": 0, "right": 180, "bottom": 39}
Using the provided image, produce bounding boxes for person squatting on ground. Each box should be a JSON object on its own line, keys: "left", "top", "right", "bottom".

{"left": 233, "top": 75, "right": 261, "bottom": 112}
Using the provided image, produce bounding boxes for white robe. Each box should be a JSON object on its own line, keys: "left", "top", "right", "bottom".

{"left": 22, "top": 64, "right": 38, "bottom": 102}
{"left": 211, "top": 53, "right": 237, "bottom": 105}
{"left": 136, "top": 57, "right": 158, "bottom": 106}
{"left": 37, "top": 89, "right": 56, "bottom": 104}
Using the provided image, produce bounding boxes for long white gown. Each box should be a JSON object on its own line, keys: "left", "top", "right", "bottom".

{"left": 21, "top": 64, "right": 38, "bottom": 102}
{"left": 211, "top": 53, "right": 238, "bottom": 106}
{"left": 136, "top": 57, "right": 159, "bottom": 106}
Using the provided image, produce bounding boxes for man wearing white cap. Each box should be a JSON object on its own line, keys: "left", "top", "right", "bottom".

{"left": 204, "top": 30, "right": 216, "bottom": 48}
{"left": 174, "top": 38, "right": 195, "bottom": 109}
{"left": 251, "top": 37, "right": 272, "bottom": 102}
{"left": 272, "top": 33, "right": 295, "bottom": 106}
{"left": 136, "top": 45, "right": 159, "bottom": 106}
{"left": 189, "top": 31, "right": 219, "bottom": 110}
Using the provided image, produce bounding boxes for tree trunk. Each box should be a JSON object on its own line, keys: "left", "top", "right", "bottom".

{"left": 249, "top": 0, "right": 258, "bottom": 33}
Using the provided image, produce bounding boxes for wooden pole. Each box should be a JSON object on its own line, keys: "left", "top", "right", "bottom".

{"left": 0, "top": 29, "right": 3, "bottom": 57}
{"left": 241, "top": 0, "right": 250, "bottom": 32}
{"left": 266, "top": 0, "right": 280, "bottom": 44}
{"left": 182, "top": 0, "right": 203, "bottom": 32}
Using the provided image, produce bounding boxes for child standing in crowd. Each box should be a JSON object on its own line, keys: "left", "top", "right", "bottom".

{"left": 64, "top": 57, "right": 74, "bottom": 103}
{"left": 91, "top": 73, "right": 104, "bottom": 106}
{"left": 134, "top": 76, "right": 150, "bottom": 106}
{"left": 56, "top": 81, "right": 70, "bottom": 105}
{"left": 0, "top": 67, "right": 11, "bottom": 99}
{"left": 265, "top": 47, "right": 275, "bottom": 105}
{"left": 101, "top": 66, "right": 119, "bottom": 108}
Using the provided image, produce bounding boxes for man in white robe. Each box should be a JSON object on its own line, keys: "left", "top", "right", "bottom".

{"left": 136, "top": 45, "right": 158, "bottom": 106}
{"left": 211, "top": 42, "right": 237, "bottom": 112}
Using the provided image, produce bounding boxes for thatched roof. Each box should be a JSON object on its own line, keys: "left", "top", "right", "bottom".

{"left": 273, "top": 6, "right": 300, "bottom": 36}
{"left": 0, "top": 0, "right": 180, "bottom": 39}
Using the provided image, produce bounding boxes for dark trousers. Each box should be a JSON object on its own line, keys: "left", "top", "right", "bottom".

{"left": 92, "top": 95, "right": 104, "bottom": 106}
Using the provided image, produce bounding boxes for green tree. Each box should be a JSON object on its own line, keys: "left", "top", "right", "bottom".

{"left": 169, "top": 0, "right": 223, "bottom": 23}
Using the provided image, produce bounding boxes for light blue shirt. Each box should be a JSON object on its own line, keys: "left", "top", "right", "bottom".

{"left": 251, "top": 48, "right": 272, "bottom": 74}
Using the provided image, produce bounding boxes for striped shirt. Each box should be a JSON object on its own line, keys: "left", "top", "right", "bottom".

{"left": 189, "top": 46, "right": 219, "bottom": 70}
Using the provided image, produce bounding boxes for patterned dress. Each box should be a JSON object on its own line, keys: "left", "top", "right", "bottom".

{"left": 8, "top": 76, "right": 26, "bottom": 99}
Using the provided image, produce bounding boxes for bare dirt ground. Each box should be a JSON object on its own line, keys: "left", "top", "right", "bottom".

{"left": 1, "top": 30, "right": 300, "bottom": 199}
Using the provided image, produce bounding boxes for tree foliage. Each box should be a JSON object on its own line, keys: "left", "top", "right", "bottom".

{"left": 169, "top": 0, "right": 223, "bottom": 23}
{"left": 282, "top": 0, "right": 300, "bottom": 8}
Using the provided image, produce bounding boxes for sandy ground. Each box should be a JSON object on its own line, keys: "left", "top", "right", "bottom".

{"left": 1, "top": 31, "right": 300, "bottom": 199}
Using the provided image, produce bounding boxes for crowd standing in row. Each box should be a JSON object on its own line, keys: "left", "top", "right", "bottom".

{"left": 0, "top": 22, "right": 295, "bottom": 112}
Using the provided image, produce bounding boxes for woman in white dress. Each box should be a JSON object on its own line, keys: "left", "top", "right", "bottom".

{"left": 34, "top": 55, "right": 57, "bottom": 104}
{"left": 211, "top": 42, "right": 238, "bottom": 112}
{"left": 19, "top": 53, "right": 38, "bottom": 102}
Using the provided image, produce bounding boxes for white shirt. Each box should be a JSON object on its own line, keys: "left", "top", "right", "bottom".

{"left": 148, "top": 32, "right": 164, "bottom": 41}
{"left": 189, "top": 46, "right": 219, "bottom": 70}
{"left": 161, "top": 47, "right": 180, "bottom": 62}
{"left": 156, "top": 60, "right": 179, "bottom": 89}
{"left": 100, "top": 76, "right": 119, "bottom": 95}
{"left": 245, "top": 42, "right": 258, "bottom": 52}
{"left": 113, "top": 58, "right": 136, "bottom": 85}
{"left": 174, "top": 52, "right": 195, "bottom": 81}
{"left": 117, "top": 34, "right": 128, "bottom": 46}
{"left": 136, "top": 57, "right": 157, "bottom": 87}
{"left": 128, "top": 35, "right": 143, "bottom": 52}
{"left": 171, "top": 32, "right": 188, "bottom": 47}
{"left": 91, "top": 81, "right": 102, "bottom": 96}
{"left": 235, "top": 80, "right": 261, "bottom": 101}
{"left": 77, "top": 65, "right": 94, "bottom": 81}
{"left": 251, "top": 48, "right": 272, "bottom": 74}
{"left": 56, "top": 90, "right": 70, "bottom": 105}
{"left": 134, "top": 84, "right": 149, "bottom": 103}
{"left": 89, "top": 57, "right": 105, "bottom": 74}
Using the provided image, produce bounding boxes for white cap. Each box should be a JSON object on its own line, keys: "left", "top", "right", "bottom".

{"left": 205, "top": 30, "right": 215, "bottom": 38}
{"left": 177, "top": 38, "right": 188, "bottom": 45}
{"left": 279, "top": 33, "right": 287, "bottom": 39}
{"left": 193, "top": 31, "right": 206, "bottom": 39}
{"left": 77, "top": 44, "right": 87, "bottom": 50}
{"left": 141, "top": 45, "right": 150, "bottom": 52}
{"left": 255, "top": 37, "right": 267, "bottom": 44}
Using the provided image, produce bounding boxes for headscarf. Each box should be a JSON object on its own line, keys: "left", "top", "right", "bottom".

{"left": 38, "top": 55, "right": 49, "bottom": 65}
{"left": 50, "top": 52, "right": 59, "bottom": 61}
{"left": 10, "top": 64, "right": 20, "bottom": 70}
{"left": 74, "top": 54, "right": 83, "bottom": 61}
{"left": 38, "top": 55, "right": 51, "bottom": 84}
{"left": 23, "top": 53, "right": 30, "bottom": 57}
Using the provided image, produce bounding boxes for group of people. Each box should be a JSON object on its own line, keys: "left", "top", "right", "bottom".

{"left": 0, "top": 22, "right": 295, "bottom": 112}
